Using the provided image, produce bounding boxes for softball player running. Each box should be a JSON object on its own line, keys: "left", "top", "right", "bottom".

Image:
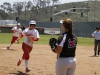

{"left": 7, "top": 23, "right": 22, "bottom": 50}
{"left": 17, "top": 20, "right": 40, "bottom": 72}
{"left": 92, "top": 26, "right": 100, "bottom": 56}
{"left": 54, "top": 18, "right": 77, "bottom": 75}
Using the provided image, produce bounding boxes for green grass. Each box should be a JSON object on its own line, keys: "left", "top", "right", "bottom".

{"left": 77, "top": 37, "right": 94, "bottom": 46}
{"left": 0, "top": 33, "right": 94, "bottom": 46}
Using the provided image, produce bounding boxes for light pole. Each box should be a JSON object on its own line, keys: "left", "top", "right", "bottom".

{"left": 52, "top": 0, "right": 54, "bottom": 22}
{"left": 85, "top": 1, "right": 88, "bottom": 22}
{"left": 94, "top": 0, "right": 96, "bottom": 22}
{"left": 24, "top": 0, "right": 27, "bottom": 20}
{"left": 87, "top": 1, "right": 88, "bottom": 22}
{"left": 25, "top": 6, "right": 26, "bottom": 20}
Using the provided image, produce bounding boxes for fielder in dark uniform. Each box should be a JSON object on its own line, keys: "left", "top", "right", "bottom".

{"left": 49, "top": 18, "right": 77, "bottom": 75}
{"left": 92, "top": 26, "right": 100, "bottom": 56}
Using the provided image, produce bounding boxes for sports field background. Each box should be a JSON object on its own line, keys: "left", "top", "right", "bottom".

{"left": 1, "top": 33, "right": 100, "bottom": 75}
{"left": 0, "top": 33, "right": 94, "bottom": 46}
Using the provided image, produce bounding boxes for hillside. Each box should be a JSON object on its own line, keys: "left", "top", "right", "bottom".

{"left": 1, "top": 1, "right": 100, "bottom": 22}
{"left": 23, "top": 1, "right": 100, "bottom": 22}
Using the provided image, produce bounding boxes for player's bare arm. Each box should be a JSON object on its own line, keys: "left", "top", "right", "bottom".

{"left": 55, "top": 46, "right": 62, "bottom": 54}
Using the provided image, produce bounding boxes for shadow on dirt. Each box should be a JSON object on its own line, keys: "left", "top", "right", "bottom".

{"left": 7, "top": 49, "right": 17, "bottom": 51}
{"left": 89, "top": 55, "right": 99, "bottom": 57}
{"left": 10, "top": 71, "right": 30, "bottom": 75}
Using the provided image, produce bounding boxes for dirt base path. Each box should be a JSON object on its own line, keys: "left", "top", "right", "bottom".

{"left": 0, "top": 44, "right": 100, "bottom": 75}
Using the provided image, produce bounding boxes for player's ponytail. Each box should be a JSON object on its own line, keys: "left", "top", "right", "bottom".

{"left": 63, "top": 19, "right": 73, "bottom": 40}
{"left": 63, "top": 19, "right": 74, "bottom": 46}
{"left": 63, "top": 18, "right": 74, "bottom": 46}
{"left": 68, "top": 23, "right": 73, "bottom": 41}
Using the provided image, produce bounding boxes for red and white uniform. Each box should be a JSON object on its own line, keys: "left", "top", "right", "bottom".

{"left": 11, "top": 27, "right": 22, "bottom": 44}
{"left": 17, "top": 21, "right": 38, "bottom": 72}
{"left": 12, "top": 27, "right": 22, "bottom": 37}
{"left": 22, "top": 28, "right": 40, "bottom": 60}
{"left": 22, "top": 28, "right": 40, "bottom": 47}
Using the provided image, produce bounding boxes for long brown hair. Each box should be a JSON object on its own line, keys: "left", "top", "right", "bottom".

{"left": 63, "top": 18, "right": 73, "bottom": 41}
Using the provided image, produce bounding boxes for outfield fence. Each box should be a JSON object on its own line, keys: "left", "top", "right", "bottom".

{"left": 0, "top": 19, "right": 100, "bottom": 38}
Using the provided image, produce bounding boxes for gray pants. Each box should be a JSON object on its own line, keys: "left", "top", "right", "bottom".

{"left": 56, "top": 57, "right": 76, "bottom": 75}
{"left": 94, "top": 40, "right": 100, "bottom": 55}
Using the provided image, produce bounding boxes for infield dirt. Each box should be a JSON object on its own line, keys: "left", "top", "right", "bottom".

{"left": 0, "top": 44, "right": 100, "bottom": 75}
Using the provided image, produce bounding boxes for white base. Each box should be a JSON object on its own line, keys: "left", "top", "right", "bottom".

{"left": 1, "top": 48, "right": 7, "bottom": 50}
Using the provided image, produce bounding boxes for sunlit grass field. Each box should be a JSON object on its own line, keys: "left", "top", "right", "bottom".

{"left": 0, "top": 33, "right": 94, "bottom": 46}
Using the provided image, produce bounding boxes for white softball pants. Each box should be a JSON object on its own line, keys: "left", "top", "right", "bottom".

{"left": 56, "top": 57, "right": 76, "bottom": 75}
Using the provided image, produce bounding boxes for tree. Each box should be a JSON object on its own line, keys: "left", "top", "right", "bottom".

{"left": 0, "top": 9, "right": 8, "bottom": 19}
{"left": 25, "top": 0, "right": 33, "bottom": 10}
{"left": 23, "top": 0, "right": 33, "bottom": 19}
{"left": 30, "top": 0, "right": 59, "bottom": 20}
{"left": 13, "top": 2, "right": 24, "bottom": 17}
{"left": 0, "top": 2, "right": 12, "bottom": 19}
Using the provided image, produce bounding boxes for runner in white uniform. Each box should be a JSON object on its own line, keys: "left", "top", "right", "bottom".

{"left": 17, "top": 20, "right": 40, "bottom": 72}
{"left": 7, "top": 23, "right": 22, "bottom": 50}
